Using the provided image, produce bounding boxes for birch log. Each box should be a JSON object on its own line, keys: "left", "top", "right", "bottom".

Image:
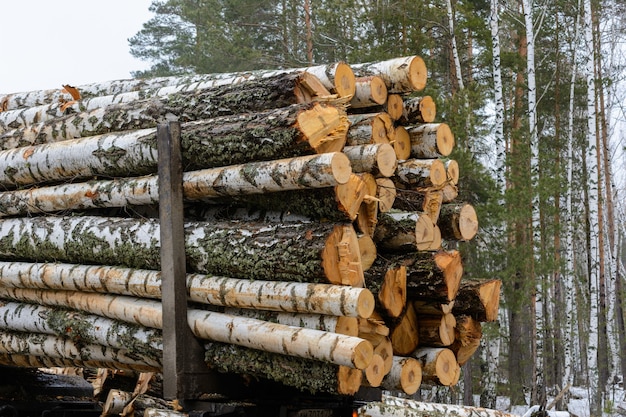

{"left": 437, "top": 202, "right": 478, "bottom": 241}
{"left": 342, "top": 143, "right": 397, "bottom": 177}
{"left": 412, "top": 347, "right": 460, "bottom": 386}
{"left": 0, "top": 72, "right": 330, "bottom": 144}
{"left": 403, "top": 251, "right": 464, "bottom": 302}
{"left": 346, "top": 112, "right": 395, "bottom": 145}
{"left": 407, "top": 123, "right": 455, "bottom": 158}
{"left": 351, "top": 56, "right": 428, "bottom": 93}
{"left": 0, "top": 215, "right": 363, "bottom": 285}
{"left": 358, "top": 396, "right": 520, "bottom": 417}
{"left": 416, "top": 313, "right": 457, "bottom": 347}
{"left": 204, "top": 342, "right": 363, "bottom": 395}
{"left": 0, "top": 152, "right": 352, "bottom": 217}
{"left": 0, "top": 261, "right": 373, "bottom": 317}
{"left": 0, "top": 288, "right": 373, "bottom": 369}
{"left": 373, "top": 211, "right": 435, "bottom": 252}
{"left": 380, "top": 356, "right": 422, "bottom": 395}
{"left": 395, "top": 159, "right": 447, "bottom": 188}
{"left": 0, "top": 330, "right": 161, "bottom": 368}
{"left": 393, "top": 125, "right": 412, "bottom": 160}
{"left": 397, "top": 96, "right": 437, "bottom": 124}
{"left": 349, "top": 76, "right": 388, "bottom": 108}
{"left": 0, "top": 300, "right": 163, "bottom": 356}
{"left": 0, "top": 353, "right": 160, "bottom": 373}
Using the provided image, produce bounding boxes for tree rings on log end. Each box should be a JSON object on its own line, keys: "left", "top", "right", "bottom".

{"left": 393, "top": 126, "right": 411, "bottom": 161}
{"left": 407, "top": 56, "right": 428, "bottom": 91}
{"left": 297, "top": 103, "right": 349, "bottom": 154}
{"left": 333, "top": 62, "right": 357, "bottom": 99}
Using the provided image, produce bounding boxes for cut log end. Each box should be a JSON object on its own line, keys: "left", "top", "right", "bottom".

{"left": 297, "top": 103, "right": 349, "bottom": 154}
{"left": 363, "top": 354, "right": 386, "bottom": 387}
{"left": 369, "top": 76, "right": 388, "bottom": 105}
{"left": 392, "top": 126, "right": 411, "bottom": 161}
{"left": 371, "top": 112, "right": 395, "bottom": 144}
{"left": 375, "top": 143, "right": 398, "bottom": 178}
{"left": 322, "top": 224, "right": 364, "bottom": 287}
{"left": 415, "top": 347, "right": 460, "bottom": 387}
{"left": 419, "top": 96, "right": 437, "bottom": 123}
{"left": 375, "top": 178, "right": 396, "bottom": 213}
{"left": 358, "top": 234, "right": 377, "bottom": 271}
{"left": 385, "top": 94, "right": 404, "bottom": 121}
{"left": 408, "top": 56, "right": 428, "bottom": 91}
{"left": 352, "top": 339, "right": 374, "bottom": 370}
{"left": 337, "top": 365, "right": 363, "bottom": 395}
{"left": 437, "top": 123, "right": 455, "bottom": 157}
{"left": 445, "top": 159, "right": 459, "bottom": 185}
{"left": 378, "top": 265, "right": 407, "bottom": 319}
{"left": 430, "top": 159, "right": 447, "bottom": 187}
{"left": 356, "top": 289, "right": 376, "bottom": 319}
{"left": 334, "top": 62, "right": 357, "bottom": 98}
{"left": 458, "top": 203, "right": 479, "bottom": 241}
{"left": 335, "top": 316, "right": 360, "bottom": 336}
{"left": 399, "top": 357, "right": 422, "bottom": 394}
{"left": 330, "top": 152, "right": 353, "bottom": 185}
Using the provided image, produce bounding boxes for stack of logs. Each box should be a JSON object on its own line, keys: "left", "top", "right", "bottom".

{"left": 0, "top": 56, "right": 501, "bottom": 407}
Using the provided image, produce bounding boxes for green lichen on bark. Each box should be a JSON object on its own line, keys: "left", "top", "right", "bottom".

{"left": 204, "top": 342, "right": 342, "bottom": 395}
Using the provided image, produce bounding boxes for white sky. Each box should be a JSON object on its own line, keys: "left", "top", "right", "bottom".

{"left": 0, "top": 0, "right": 154, "bottom": 94}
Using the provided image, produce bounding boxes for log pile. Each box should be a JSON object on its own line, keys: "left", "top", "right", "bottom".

{"left": 0, "top": 56, "right": 500, "bottom": 406}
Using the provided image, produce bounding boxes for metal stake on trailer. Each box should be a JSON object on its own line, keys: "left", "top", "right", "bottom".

{"left": 157, "top": 122, "right": 217, "bottom": 403}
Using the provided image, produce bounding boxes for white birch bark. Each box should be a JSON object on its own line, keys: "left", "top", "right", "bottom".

{"left": 350, "top": 56, "right": 427, "bottom": 93}
{"left": 0, "top": 330, "right": 161, "bottom": 368}
{"left": 0, "top": 300, "right": 163, "bottom": 353}
{"left": 357, "top": 395, "right": 520, "bottom": 417}
{"left": 446, "top": 0, "right": 465, "bottom": 91}
{"left": 0, "top": 288, "right": 373, "bottom": 369}
{"left": 490, "top": 0, "right": 505, "bottom": 189}
{"left": 0, "top": 352, "right": 160, "bottom": 373}
{"left": 583, "top": 0, "right": 600, "bottom": 408}
{"left": 0, "top": 152, "right": 352, "bottom": 217}
{"left": 0, "top": 261, "right": 372, "bottom": 317}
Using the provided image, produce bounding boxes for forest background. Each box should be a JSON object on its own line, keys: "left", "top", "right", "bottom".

{"left": 128, "top": 0, "right": 626, "bottom": 415}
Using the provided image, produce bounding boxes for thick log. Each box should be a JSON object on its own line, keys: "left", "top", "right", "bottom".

{"left": 225, "top": 309, "right": 359, "bottom": 336}
{"left": 350, "top": 76, "right": 388, "bottom": 108}
{"left": 358, "top": 396, "right": 520, "bottom": 417}
{"left": 397, "top": 96, "right": 437, "bottom": 124}
{"left": 346, "top": 112, "right": 395, "bottom": 145}
{"left": 375, "top": 177, "right": 397, "bottom": 213}
{"left": 0, "top": 152, "right": 352, "bottom": 217}
{"left": 389, "top": 302, "right": 420, "bottom": 356}
{"left": 0, "top": 353, "right": 160, "bottom": 373}
{"left": 438, "top": 203, "right": 478, "bottom": 241}
{"left": 449, "top": 315, "right": 482, "bottom": 366}
{"left": 224, "top": 173, "right": 367, "bottom": 222}
{"left": 392, "top": 125, "right": 412, "bottom": 160}
{"left": 373, "top": 211, "right": 435, "bottom": 252}
{"left": 0, "top": 330, "right": 161, "bottom": 368}
{"left": 395, "top": 159, "right": 447, "bottom": 189}
{"left": 407, "top": 123, "right": 455, "bottom": 158}
{"left": 0, "top": 300, "right": 162, "bottom": 357}
{"left": 351, "top": 56, "right": 427, "bottom": 93}
{"left": 412, "top": 347, "right": 460, "bottom": 386}
{"left": 343, "top": 143, "right": 397, "bottom": 177}
{"left": 452, "top": 279, "right": 502, "bottom": 322}
{"left": 416, "top": 313, "right": 456, "bottom": 347}
{"left": 204, "top": 342, "right": 363, "bottom": 395}
{"left": 403, "top": 251, "right": 464, "bottom": 302}
{"left": 0, "top": 261, "right": 372, "bottom": 317}
{"left": 426, "top": 224, "right": 443, "bottom": 251}
{"left": 0, "top": 73, "right": 331, "bottom": 146}
{"left": 363, "top": 259, "right": 407, "bottom": 319}
{"left": 0, "top": 216, "right": 363, "bottom": 286}
{"left": 380, "top": 356, "right": 422, "bottom": 395}
{"left": 0, "top": 288, "right": 373, "bottom": 369}
{"left": 358, "top": 234, "right": 377, "bottom": 271}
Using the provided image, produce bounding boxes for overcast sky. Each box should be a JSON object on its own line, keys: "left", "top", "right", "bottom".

{"left": 0, "top": 0, "right": 154, "bottom": 94}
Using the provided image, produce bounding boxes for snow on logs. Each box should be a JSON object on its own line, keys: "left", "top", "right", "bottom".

{"left": 0, "top": 55, "right": 500, "bottom": 399}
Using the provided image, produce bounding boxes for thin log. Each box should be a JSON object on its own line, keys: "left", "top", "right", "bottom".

{"left": 412, "top": 347, "right": 460, "bottom": 386}
{"left": 0, "top": 330, "right": 161, "bottom": 368}
{"left": 0, "top": 300, "right": 162, "bottom": 356}
{"left": 449, "top": 315, "right": 482, "bottom": 366}
{"left": 223, "top": 173, "right": 367, "bottom": 222}
{"left": 445, "top": 159, "right": 460, "bottom": 185}
{"left": 389, "top": 302, "right": 420, "bottom": 356}
{"left": 363, "top": 259, "right": 407, "bottom": 319}
{"left": 397, "top": 96, "right": 437, "bottom": 124}
{"left": 392, "top": 125, "right": 412, "bottom": 160}
{"left": 204, "top": 342, "right": 363, "bottom": 395}
{"left": 0, "top": 216, "right": 363, "bottom": 286}
{"left": 359, "top": 396, "right": 520, "bottom": 417}
{"left": 354, "top": 173, "right": 379, "bottom": 237}
{"left": 413, "top": 300, "right": 455, "bottom": 316}
{"left": 395, "top": 159, "right": 447, "bottom": 188}
{"left": 350, "top": 76, "right": 388, "bottom": 108}
{"left": 373, "top": 211, "right": 435, "bottom": 252}
{"left": 407, "top": 123, "right": 455, "bottom": 158}
{"left": 346, "top": 112, "right": 395, "bottom": 145}
{"left": 380, "top": 356, "right": 422, "bottom": 395}
{"left": 438, "top": 203, "right": 479, "bottom": 241}
{"left": 363, "top": 354, "right": 386, "bottom": 387}
{"left": 0, "top": 288, "right": 373, "bottom": 369}
{"left": 358, "top": 333, "right": 394, "bottom": 375}
{"left": 375, "top": 177, "right": 397, "bottom": 213}
{"left": 343, "top": 143, "right": 397, "bottom": 177}
{"left": 0, "top": 353, "right": 160, "bottom": 373}
{"left": 403, "top": 251, "right": 464, "bottom": 302}
{"left": 441, "top": 183, "right": 459, "bottom": 203}
{"left": 0, "top": 152, "right": 352, "bottom": 217}
{"left": 223, "top": 309, "right": 359, "bottom": 336}
{"left": 452, "top": 279, "right": 502, "bottom": 322}
{"left": 384, "top": 94, "right": 404, "bottom": 120}
{"left": 0, "top": 261, "right": 372, "bottom": 317}
{"left": 351, "top": 56, "right": 428, "bottom": 93}
{"left": 416, "top": 313, "right": 456, "bottom": 347}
